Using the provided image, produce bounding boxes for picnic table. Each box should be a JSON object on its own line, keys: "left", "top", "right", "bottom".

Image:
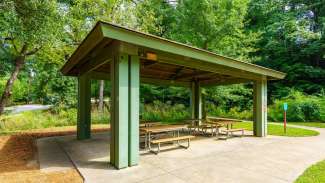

{"left": 140, "top": 124, "right": 188, "bottom": 150}
{"left": 206, "top": 117, "right": 244, "bottom": 138}
{"left": 206, "top": 117, "right": 242, "bottom": 130}
{"left": 140, "top": 121, "right": 162, "bottom": 128}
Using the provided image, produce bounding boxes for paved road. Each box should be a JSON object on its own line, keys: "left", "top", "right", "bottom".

{"left": 5, "top": 104, "right": 52, "bottom": 114}
{"left": 38, "top": 125, "right": 325, "bottom": 183}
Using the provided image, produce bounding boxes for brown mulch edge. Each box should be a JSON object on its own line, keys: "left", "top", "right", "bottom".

{"left": 0, "top": 126, "right": 110, "bottom": 183}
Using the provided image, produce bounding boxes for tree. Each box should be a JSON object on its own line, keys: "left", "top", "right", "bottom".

{"left": 98, "top": 80, "right": 104, "bottom": 112}
{"left": 0, "top": 0, "right": 62, "bottom": 115}
{"left": 170, "top": 0, "right": 259, "bottom": 61}
{"left": 247, "top": 0, "right": 325, "bottom": 98}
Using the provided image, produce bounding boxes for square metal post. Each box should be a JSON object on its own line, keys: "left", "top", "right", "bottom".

{"left": 128, "top": 55, "right": 139, "bottom": 166}
{"left": 77, "top": 74, "right": 91, "bottom": 140}
{"left": 110, "top": 52, "right": 140, "bottom": 169}
{"left": 253, "top": 77, "right": 268, "bottom": 137}
{"left": 110, "top": 53, "right": 129, "bottom": 169}
{"left": 191, "top": 81, "right": 202, "bottom": 121}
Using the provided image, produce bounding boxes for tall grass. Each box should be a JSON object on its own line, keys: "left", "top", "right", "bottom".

{"left": 141, "top": 101, "right": 190, "bottom": 122}
{"left": 206, "top": 103, "right": 253, "bottom": 120}
{"left": 0, "top": 107, "right": 110, "bottom": 132}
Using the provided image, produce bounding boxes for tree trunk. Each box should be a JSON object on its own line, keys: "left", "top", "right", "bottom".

{"left": 98, "top": 80, "right": 104, "bottom": 113}
{"left": 0, "top": 56, "right": 25, "bottom": 115}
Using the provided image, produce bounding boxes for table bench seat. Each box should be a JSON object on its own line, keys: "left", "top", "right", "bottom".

{"left": 221, "top": 128, "right": 244, "bottom": 139}
{"left": 150, "top": 135, "right": 195, "bottom": 154}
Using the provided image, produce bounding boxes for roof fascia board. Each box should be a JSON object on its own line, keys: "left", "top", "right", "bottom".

{"left": 100, "top": 22, "right": 285, "bottom": 79}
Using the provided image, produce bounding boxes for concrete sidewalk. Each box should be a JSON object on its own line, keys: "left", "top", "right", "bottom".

{"left": 38, "top": 126, "right": 325, "bottom": 183}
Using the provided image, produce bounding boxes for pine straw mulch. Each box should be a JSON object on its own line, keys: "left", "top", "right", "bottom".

{"left": 0, "top": 125, "right": 109, "bottom": 183}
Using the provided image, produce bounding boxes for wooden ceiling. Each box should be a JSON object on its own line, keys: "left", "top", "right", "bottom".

{"left": 94, "top": 57, "right": 239, "bottom": 86}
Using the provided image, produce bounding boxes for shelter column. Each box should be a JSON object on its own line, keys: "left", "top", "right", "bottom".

{"left": 253, "top": 77, "right": 268, "bottom": 137}
{"left": 191, "top": 81, "right": 202, "bottom": 120}
{"left": 77, "top": 74, "right": 91, "bottom": 140}
{"left": 128, "top": 55, "right": 140, "bottom": 166}
{"left": 110, "top": 53, "right": 139, "bottom": 169}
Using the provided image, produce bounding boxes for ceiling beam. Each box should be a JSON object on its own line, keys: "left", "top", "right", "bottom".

{"left": 169, "top": 66, "right": 185, "bottom": 80}
{"left": 61, "top": 25, "right": 104, "bottom": 74}
{"left": 78, "top": 41, "right": 138, "bottom": 76}
{"left": 176, "top": 72, "right": 217, "bottom": 80}
{"left": 201, "top": 78, "right": 251, "bottom": 87}
{"left": 89, "top": 71, "right": 191, "bottom": 87}
{"left": 150, "top": 50, "right": 264, "bottom": 81}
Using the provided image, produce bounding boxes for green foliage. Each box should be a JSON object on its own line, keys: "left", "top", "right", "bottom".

{"left": 0, "top": 77, "right": 29, "bottom": 104}
{"left": 233, "top": 121, "right": 319, "bottom": 137}
{"left": 0, "top": 110, "right": 76, "bottom": 132}
{"left": 142, "top": 101, "right": 190, "bottom": 122}
{"left": 140, "top": 84, "right": 191, "bottom": 106}
{"left": 1, "top": 0, "right": 324, "bottom": 126}
{"left": 207, "top": 105, "right": 252, "bottom": 121}
{"left": 295, "top": 160, "right": 325, "bottom": 183}
{"left": 0, "top": 107, "right": 110, "bottom": 132}
{"left": 91, "top": 107, "right": 110, "bottom": 124}
{"left": 268, "top": 91, "right": 325, "bottom": 122}
{"left": 248, "top": 0, "right": 325, "bottom": 96}
{"left": 206, "top": 84, "right": 253, "bottom": 111}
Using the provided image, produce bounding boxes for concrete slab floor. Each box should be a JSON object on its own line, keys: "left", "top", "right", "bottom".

{"left": 38, "top": 127, "right": 325, "bottom": 183}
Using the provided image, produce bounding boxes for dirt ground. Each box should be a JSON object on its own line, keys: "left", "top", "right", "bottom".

{"left": 0, "top": 125, "right": 109, "bottom": 183}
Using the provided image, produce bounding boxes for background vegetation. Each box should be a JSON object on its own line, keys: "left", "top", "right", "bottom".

{"left": 0, "top": 0, "right": 324, "bottom": 130}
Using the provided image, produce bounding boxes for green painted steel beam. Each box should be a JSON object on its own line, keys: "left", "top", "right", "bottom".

{"left": 201, "top": 78, "right": 251, "bottom": 87}
{"left": 77, "top": 74, "right": 91, "bottom": 140}
{"left": 191, "top": 81, "right": 202, "bottom": 120}
{"left": 253, "top": 77, "right": 268, "bottom": 137}
{"left": 110, "top": 53, "right": 129, "bottom": 169}
{"left": 128, "top": 55, "right": 140, "bottom": 166}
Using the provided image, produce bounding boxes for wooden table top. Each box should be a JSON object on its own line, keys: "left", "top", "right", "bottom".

{"left": 206, "top": 120, "right": 240, "bottom": 125}
{"left": 140, "top": 124, "right": 187, "bottom": 133}
{"left": 207, "top": 117, "right": 242, "bottom": 122}
{"left": 140, "top": 121, "right": 162, "bottom": 127}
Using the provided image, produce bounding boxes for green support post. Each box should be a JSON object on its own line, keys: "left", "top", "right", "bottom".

{"left": 191, "top": 81, "right": 202, "bottom": 121}
{"left": 77, "top": 74, "right": 91, "bottom": 140}
{"left": 202, "top": 92, "right": 206, "bottom": 120}
{"left": 128, "top": 55, "right": 139, "bottom": 166}
{"left": 110, "top": 53, "right": 129, "bottom": 169}
{"left": 110, "top": 53, "right": 140, "bottom": 169}
{"left": 253, "top": 77, "right": 268, "bottom": 137}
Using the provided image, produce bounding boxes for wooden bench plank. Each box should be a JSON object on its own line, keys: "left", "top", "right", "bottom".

{"left": 222, "top": 128, "right": 244, "bottom": 132}
{"left": 149, "top": 135, "right": 195, "bottom": 154}
{"left": 151, "top": 135, "right": 195, "bottom": 144}
{"left": 221, "top": 128, "right": 244, "bottom": 139}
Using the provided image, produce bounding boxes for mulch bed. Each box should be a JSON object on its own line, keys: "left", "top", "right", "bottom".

{"left": 0, "top": 127, "right": 109, "bottom": 183}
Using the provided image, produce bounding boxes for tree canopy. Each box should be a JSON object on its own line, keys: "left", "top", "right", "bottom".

{"left": 0, "top": 0, "right": 324, "bottom": 120}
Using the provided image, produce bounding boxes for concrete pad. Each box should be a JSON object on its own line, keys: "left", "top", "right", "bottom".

{"left": 37, "top": 137, "right": 74, "bottom": 172}
{"left": 37, "top": 126, "right": 325, "bottom": 183}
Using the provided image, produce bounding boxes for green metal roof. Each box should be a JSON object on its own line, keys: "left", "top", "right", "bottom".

{"left": 61, "top": 21, "right": 286, "bottom": 81}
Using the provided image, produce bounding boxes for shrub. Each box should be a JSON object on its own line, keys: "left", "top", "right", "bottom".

{"left": 142, "top": 101, "right": 190, "bottom": 122}
{"left": 206, "top": 103, "right": 252, "bottom": 120}
{"left": 268, "top": 91, "right": 324, "bottom": 122}
{"left": 0, "top": 78, "right": 29, "bottom": 105}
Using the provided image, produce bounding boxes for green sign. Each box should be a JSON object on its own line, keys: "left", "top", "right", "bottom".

{"left": 283, "top": 103, "right": 288, "bottom": 111}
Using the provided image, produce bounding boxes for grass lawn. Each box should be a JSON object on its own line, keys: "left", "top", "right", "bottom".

{"left": 295, "top": 160, "right": 325, "bottom": 183}
{"left": 233, "top": 122, "right": 319, "bottom": 137}
{"left": 288, "top": 122, "right": 325, "bottom": 128}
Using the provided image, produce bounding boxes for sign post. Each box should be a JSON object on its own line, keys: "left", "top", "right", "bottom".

{"left": 283, "top": 103, "right": 288, "bottom": 134}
